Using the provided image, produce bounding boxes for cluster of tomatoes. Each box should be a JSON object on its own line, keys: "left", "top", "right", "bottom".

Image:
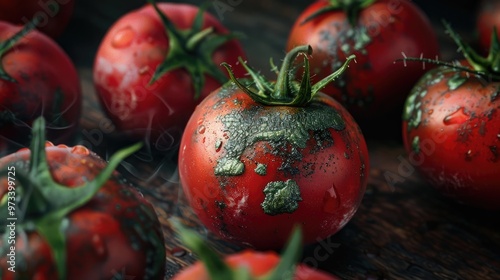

{"left": 0, "top": 0, "right": 499, "bottom": 279}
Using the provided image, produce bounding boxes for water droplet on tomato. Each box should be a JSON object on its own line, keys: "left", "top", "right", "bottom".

{"left": 71, "top": 145, "right": 90, "bottom": 155}
{"left": 112, "top": 26, "right": 135, "bottom": 49}
{"left": 197, "top": 118, "right": 204, "bottom": 125}
{"left": 91, "top": 234, "right": 107, "bottom": 259}
{"left": 202, "top": 137, "right": 206, "bottom": 143}
{"left": 443, "top": 108, "right": 469, "bottom": 125}
{"left": 465, "top": 150, "right": 473, "bottom": 161}
{"left": 215, "top": 139, "right": 222, "bottom": 152}
{"left": 197, "top": 125, "right": 206, "bottom": 134}
{"left": 171, "top": 247, "right": 187, "bottom": 258}
{"left": 427, "top": 109, "right": 434, "bottom": 115}
{"left": 322, "top": 185, "right": 340, "bottom": 214}
{"left": 138, "top": 66, "right": 150, "bottom": 75}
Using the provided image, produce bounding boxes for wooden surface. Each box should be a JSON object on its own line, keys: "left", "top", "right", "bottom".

{"left": 54, "top": 0, "right": 500, "bottom": 279}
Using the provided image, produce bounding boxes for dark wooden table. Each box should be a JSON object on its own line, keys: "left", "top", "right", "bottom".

{"left": 55, "top": 0, "right": 500, "bottom": 279}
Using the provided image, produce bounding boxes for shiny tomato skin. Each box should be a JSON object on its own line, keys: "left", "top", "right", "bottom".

{"left": 93, "top": 3, "right": 246, "bottom": 148}
{"left": 173, "top": 250, "right": 339, "bottom": 280}
{"left": 402, "top": 65, "right": 500, "bottom": 210}
{"left": 0, "top": 143, "right": 165, "bottom": 279}
{"left": 0, "top": 22, "right": 81, "bottom": 156}
{"left": 0, "top": 0, "right": 75, "bottom": 38}
{"left": 476, "top": 0, "right": 500, "bottom": 54}
{"left": 179, "top": 82, "right": 369, "bottom": 249}
{"left": 287, "top": 0, "right": 439, "bottom": 124}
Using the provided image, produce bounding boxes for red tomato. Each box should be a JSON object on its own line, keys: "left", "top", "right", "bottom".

{"left": 402, "top": 23, "right": 500, "bottom": 209}
{"left": 287, "top": 0, "right": 439, "bottom": 126}
{"left": 0, "top": 0, "right": 75, "bottom": 38}
{"left": 0, "top": 118, "right": 165, "bottom": 279}
{"left": 93, "top": 2, "right": 246, "bottom": 149}
{"left": 179, "top": 46, "right": 369, "bottom": 249}
{"left": 477, "top": 0, "right": 500, "bottom": 54}
{"left": 0, "top": 22, "right": 81, "bottom": 156}
{"left": 172, "top": 222, "right": 339, "bottom": 280}
{"left": 174, "top": 250, "right": 338, "bottom": 280}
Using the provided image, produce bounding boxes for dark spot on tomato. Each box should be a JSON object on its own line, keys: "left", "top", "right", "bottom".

{"left": 490, "top": 146, "right": 498, "bottom": 162}
{"left": 216, "top": 200, "right": 227, "bottom": 210}
{"left": 261, "top": 179, "right": 302, "bottom": 215}
{"left": 214, "top": 101, "right": 344, "bottom": 177}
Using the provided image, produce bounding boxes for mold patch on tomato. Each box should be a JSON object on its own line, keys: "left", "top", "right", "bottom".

{"left": 214, "top": 102, "right": 345, "bottom": 176}
{"left": 447, "top": 73, "right": 467, "bottom": 91}
{"left": 412, "top": 136, "right": 420, "bottom": 154}
{"left": 261, "top": 179, "right": 302, "bottom": 215}
{"left": 254, "top": 163, "right": 267, "bottom": 175}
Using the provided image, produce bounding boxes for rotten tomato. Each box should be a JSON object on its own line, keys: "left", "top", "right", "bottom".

{"left": 178, "top": 46, "right": 369, "bottom": 249}
{"left": 402, "top": 23, "right": 500, "bottom": 210}
{"left": 287, "top": 0, "right": 439, "bottom": 128}
{"left": 0, "top": 118, "right": 165, "bottom": 279}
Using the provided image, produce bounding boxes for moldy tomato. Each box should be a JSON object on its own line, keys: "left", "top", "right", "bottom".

{"left": 173, "top": 224, "right": 339, "bottom": 280}
{"left": 287, "top": 0, "right": 439, "bottom": 127}
{"left": 0, "top": 118, "right": 165, "bottom": 279}
{"left": 0, "top": 22, "right": 81, "bottom": 156}
{"left": 402, "top": 23, "right": 500, "bottom": 210}
{"left": 93, "top": 0, "right": 246, "bottom": 150}
{"left": 179, "top": 46, "right": 369, "bottom": 249}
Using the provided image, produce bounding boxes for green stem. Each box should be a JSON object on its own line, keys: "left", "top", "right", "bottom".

{"left": 187, "top": 27, "right": 215, "bottom": 51}
{"left": 173, "top": 220, "right": 303, "bottom": 280}
{"left": 273, "top": 45, "right": 312, "bottom": 99}
{"left": 0, "top": 19, "right": 39, "bottom": 82}
{"left": 222, "top": 45, "right": 355, "bottom": 107}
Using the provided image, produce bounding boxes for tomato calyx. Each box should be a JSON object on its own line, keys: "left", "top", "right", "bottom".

{"left": 397, "top": 21, "right": 500, "bottom": 82}
{"left": 174, "top": 220, "right": 303, "bottom": 280}
{"left": 301, "top": 0, "right": 375, "bottom": 26}
{"left": 0, "top": 117, "right": 141, "bottom": 280}
{"left": 0, "top": 20, "right": 39, "bottom": 83}
{"left": 221, "top": 45, "right": 356, "bottom": 107}
{"left": 147, "top": 0, "right": 241, "bottom": 99}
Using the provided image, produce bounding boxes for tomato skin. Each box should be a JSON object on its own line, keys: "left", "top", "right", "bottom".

{"left": 477, "top": 0, "right": 500, "bottom": 54}
{"left": 173, "top": 250, "right": 339, "bottom": 280}
{"left": 93, "top": 3, "right": 246, "bottom": 148}
{"left": 0, "top": 0, "right": 75, "bottom": 38}
{"left": 402, "top": 64, "right": 500, "bottom": 210}
{"left": 0, "top": 143, "right": 165, "bottom": 279}
{"left": 287, "top": 0, "right": 439, "bottom": 124}
{"left": 0, "top": 22, "right": 81, "bottom": 156}
{"left": 179, "top": 82, "right": 369, "bottom": 249}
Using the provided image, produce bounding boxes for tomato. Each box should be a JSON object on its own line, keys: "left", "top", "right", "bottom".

{"left": 0, "top": 0, "right": 75, "bottom": 38}
{"left": 402, "top": 24, "right": 500, "bottom": 210}
{"left": 0, "top": 22, "right": 81, "bottom": 156}
{"left": 0, "top": 118, "right": 165, "bottom": 279}
{"left": 477, "top": 0, "right": 500, "bottom": 54}
{"left": 286, "top": 0, "right": 439, "bottom": 127}
{"left": 93, "top": 1, "right": 246, "bottom": 150}
{"left": 179, "top": 46, "right": 369, "bottom": 249}
{"left": 173, "top": 223, "right": 339, "bottom": 280}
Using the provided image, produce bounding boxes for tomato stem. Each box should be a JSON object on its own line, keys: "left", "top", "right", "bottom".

{"left": 222, "top": 45, "right": 354, "bottom": 106}
{"left": 0, "top": 19, "right": 40, "bottom": 82}
{"left": 147, "top": 0, "right": 242, "bottom": 99}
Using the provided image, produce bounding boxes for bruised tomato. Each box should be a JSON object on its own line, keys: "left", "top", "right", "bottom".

{"left": 402, "top": 24, "right": 500, "bottom": 210}
{"left": 287, "top": 0, "right": 439, "bottom": 127}
{"left": 179, "top": 46, "right": 369, "bottom": 249}
{"left": 93, "top": 1, "right": 246, "bottom": 149}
